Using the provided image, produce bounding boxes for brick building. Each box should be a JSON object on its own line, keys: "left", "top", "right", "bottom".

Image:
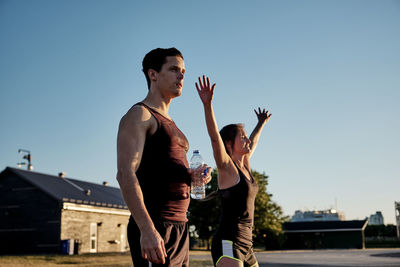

{"left": 0, "top": 167, "right": 130, "bottom": 254}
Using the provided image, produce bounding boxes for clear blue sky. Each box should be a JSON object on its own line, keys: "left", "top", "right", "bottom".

{"left": 1, "top": 0, "right": 399, "bottom": 224}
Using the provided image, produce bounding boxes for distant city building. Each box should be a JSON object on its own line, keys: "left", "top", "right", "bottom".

{"left": 283, "top": 220, "right": 368, "bottom": 249}
{"left": 368, "top": 211, "right": 384, "bottom": 225}
{"left": 291, "top": 209, "right": 345, "bottom": 222}
{"left": 395, "top": 202, "right": 400, "bottom": 238}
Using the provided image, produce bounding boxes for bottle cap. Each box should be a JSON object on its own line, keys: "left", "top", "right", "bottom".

{"left": 193, "top": 150, "right": 199, "bottom": 154}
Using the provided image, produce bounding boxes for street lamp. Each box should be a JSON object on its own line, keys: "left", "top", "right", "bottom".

{"left": 18, "top": 149, "right": 33, "bottom": 171}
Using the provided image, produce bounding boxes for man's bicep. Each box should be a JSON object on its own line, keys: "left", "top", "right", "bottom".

{"left": 117, "top": 116, "right": 147, "bottom": 174}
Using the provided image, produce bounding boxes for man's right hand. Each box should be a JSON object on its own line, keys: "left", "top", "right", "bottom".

{"left": 140, "top": 228, "right": 167, "bottom": 264}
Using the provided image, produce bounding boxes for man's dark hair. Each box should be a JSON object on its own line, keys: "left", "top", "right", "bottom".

{"left": 142, "top": 47, "right": 183, "bottom": 89}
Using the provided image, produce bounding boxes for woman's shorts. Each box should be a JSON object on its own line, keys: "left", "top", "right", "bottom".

{"left": 211, "top": 237, "right": 257, "bottom": 267}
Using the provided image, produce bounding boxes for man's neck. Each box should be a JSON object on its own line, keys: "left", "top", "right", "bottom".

{"left": 142, "top": 90, "right": 172, "bottom": 119}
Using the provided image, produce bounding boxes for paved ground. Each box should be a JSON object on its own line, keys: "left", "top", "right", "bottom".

{"left": 191, "top": 248, "right": 400, "bottom": 267}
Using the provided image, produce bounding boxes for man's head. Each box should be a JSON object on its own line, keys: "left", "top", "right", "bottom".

{"left": 142, "top": 48, "right": 184, "bottom": 89}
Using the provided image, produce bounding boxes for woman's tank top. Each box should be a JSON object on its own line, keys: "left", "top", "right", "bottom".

{"left": 135, "top": 102, "right": 191, "bottom": 222}
{"left": 215, "top": 163, "right": 259, "bottom": 247}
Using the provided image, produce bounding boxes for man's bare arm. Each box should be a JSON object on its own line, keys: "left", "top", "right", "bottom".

{"left": 116, "top": 105, "right": 167, "bottom": 264}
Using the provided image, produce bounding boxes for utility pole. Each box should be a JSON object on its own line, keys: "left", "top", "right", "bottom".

{"left": 395, "top": 202, "right": 400, "bottom": 238}
{"left": 17, "top": 149, "right": 33, "bottom": 170}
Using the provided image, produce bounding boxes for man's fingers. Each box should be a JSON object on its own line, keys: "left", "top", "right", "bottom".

{"left": 142, "top": 250, "right": 148, "bottom": 260}
{"left": 202, "top": 166, "right": 213, "bottom": 184}
{"left": 148, "top": 249, "right": 162, "bottom": 264}
{"left": 201, "top": 164, "right": 207, "bottom": 175}
{"left": 200, "top": 164, "right": 211, "bottom": 176}
{"left": 207, "top": 166, "right": 213, "bottom": 174}
{"left": 204, "top": 166, "right": 212, "bottom": 176}
{"left": 161, "top": 240, "right": 167, "bottom": 258}
{"left": 154, "top": 246, "right": 166, "bottom": 264}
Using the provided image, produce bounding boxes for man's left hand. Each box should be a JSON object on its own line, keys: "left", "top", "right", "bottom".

{"left": 189, "top": 164, "right": 213, "bottom": 185}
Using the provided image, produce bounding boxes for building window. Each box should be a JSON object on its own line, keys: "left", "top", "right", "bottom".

{"left": 90, "top": 223, "right": 97, "bottom": 253}
{"left": 120, "top": 224, "right": 127, "bottom": 252}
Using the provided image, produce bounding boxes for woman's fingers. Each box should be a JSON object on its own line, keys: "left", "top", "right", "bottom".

{"left": 199, "top": 77, "right": 203, "bottom": 87}
{"left": 197, "top": 75, "right": 215, "bottom": 92}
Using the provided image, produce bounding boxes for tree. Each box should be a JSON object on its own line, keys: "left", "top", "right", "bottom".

{"left": 188, "top": 169, "right": 288, "bottom": 250}
{"left": 251, "top": 170, "right": 289, "bottom": 248}
{"left": 188, "top": 169, "right": 220, "bottom": 249}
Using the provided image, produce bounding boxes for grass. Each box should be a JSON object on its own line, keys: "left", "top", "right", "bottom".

{"left": 0, "top": 251, "right": 213, "bottom": 267}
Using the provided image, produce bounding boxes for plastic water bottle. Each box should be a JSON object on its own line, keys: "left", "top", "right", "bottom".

{"left": 190, "top": 150, "right": 206, "bottom": 199}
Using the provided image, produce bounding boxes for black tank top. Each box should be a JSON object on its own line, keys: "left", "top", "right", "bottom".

{"left": 135, "top": 103, "right": 191, "bottom": 222}
{"left": 215, "top": 163, "right": 259, "bottom": 247}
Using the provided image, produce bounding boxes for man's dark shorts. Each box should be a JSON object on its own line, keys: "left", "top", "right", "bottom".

{"left": 128, "top": 217, "right": 189, "bottom": 267}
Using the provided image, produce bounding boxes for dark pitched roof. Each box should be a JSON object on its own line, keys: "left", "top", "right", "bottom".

{"left": 1, "top": 167, "right": 128, "bottom": 210}
{"left": 283, "top": 220, "right": 368, "bottom": 233}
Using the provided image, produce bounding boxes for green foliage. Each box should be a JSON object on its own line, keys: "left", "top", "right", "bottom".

{"left": 251, "top": 170, "right": 289, "bottom": 246}
{"left": 188, "top": 169, "right": 288, "bottom": 249}
{"left": 188, "top": 169, "right": 220, "bottom": 246}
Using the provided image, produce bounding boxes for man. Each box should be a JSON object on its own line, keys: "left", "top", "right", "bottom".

{"left": 117, "top": 48, "right": 211, "bottom": 266}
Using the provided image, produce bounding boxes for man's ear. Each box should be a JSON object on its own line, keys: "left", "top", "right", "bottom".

{"left": 148, "top": 69, "right": 157, "bottom": 82}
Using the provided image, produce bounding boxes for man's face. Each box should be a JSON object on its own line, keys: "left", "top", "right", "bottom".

{"left": 155, "top": 56, "right": 185, "bottom": 98}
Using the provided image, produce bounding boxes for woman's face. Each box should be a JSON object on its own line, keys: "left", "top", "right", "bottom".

{"left": 232, "top": 128, "right": 251, "bottom": 155}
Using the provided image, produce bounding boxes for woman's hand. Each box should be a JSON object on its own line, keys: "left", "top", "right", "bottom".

{"left": 254, "top": 107, "right": 272, "bottom": 124}
{"left": 196, "top": 75, "right": 216, "bottom": 105}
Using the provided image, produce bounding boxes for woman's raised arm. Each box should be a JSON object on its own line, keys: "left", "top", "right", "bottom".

{"left": 247, "top": 107, "right": 271, "bottom": 162}
{"left": 196, "top": 75, "right": 231, "bottom": 169}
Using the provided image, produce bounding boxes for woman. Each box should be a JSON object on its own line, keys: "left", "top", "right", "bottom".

{"left": 196, "top": 75, "right": 271, "bottom": 267}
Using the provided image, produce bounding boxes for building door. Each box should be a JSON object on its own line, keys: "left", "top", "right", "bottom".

{"left": 90, "top": 223, "right": 97, "bottom": 253}
{"left": 120, "top": 224, "right": 127, "bottom": 252}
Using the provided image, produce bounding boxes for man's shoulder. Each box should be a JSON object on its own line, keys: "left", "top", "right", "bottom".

{"left": 119, "top": 104, "right": 156, "bottom": 131}
{"left": 122, "top": 104, "right": 150, "bottom": 121}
